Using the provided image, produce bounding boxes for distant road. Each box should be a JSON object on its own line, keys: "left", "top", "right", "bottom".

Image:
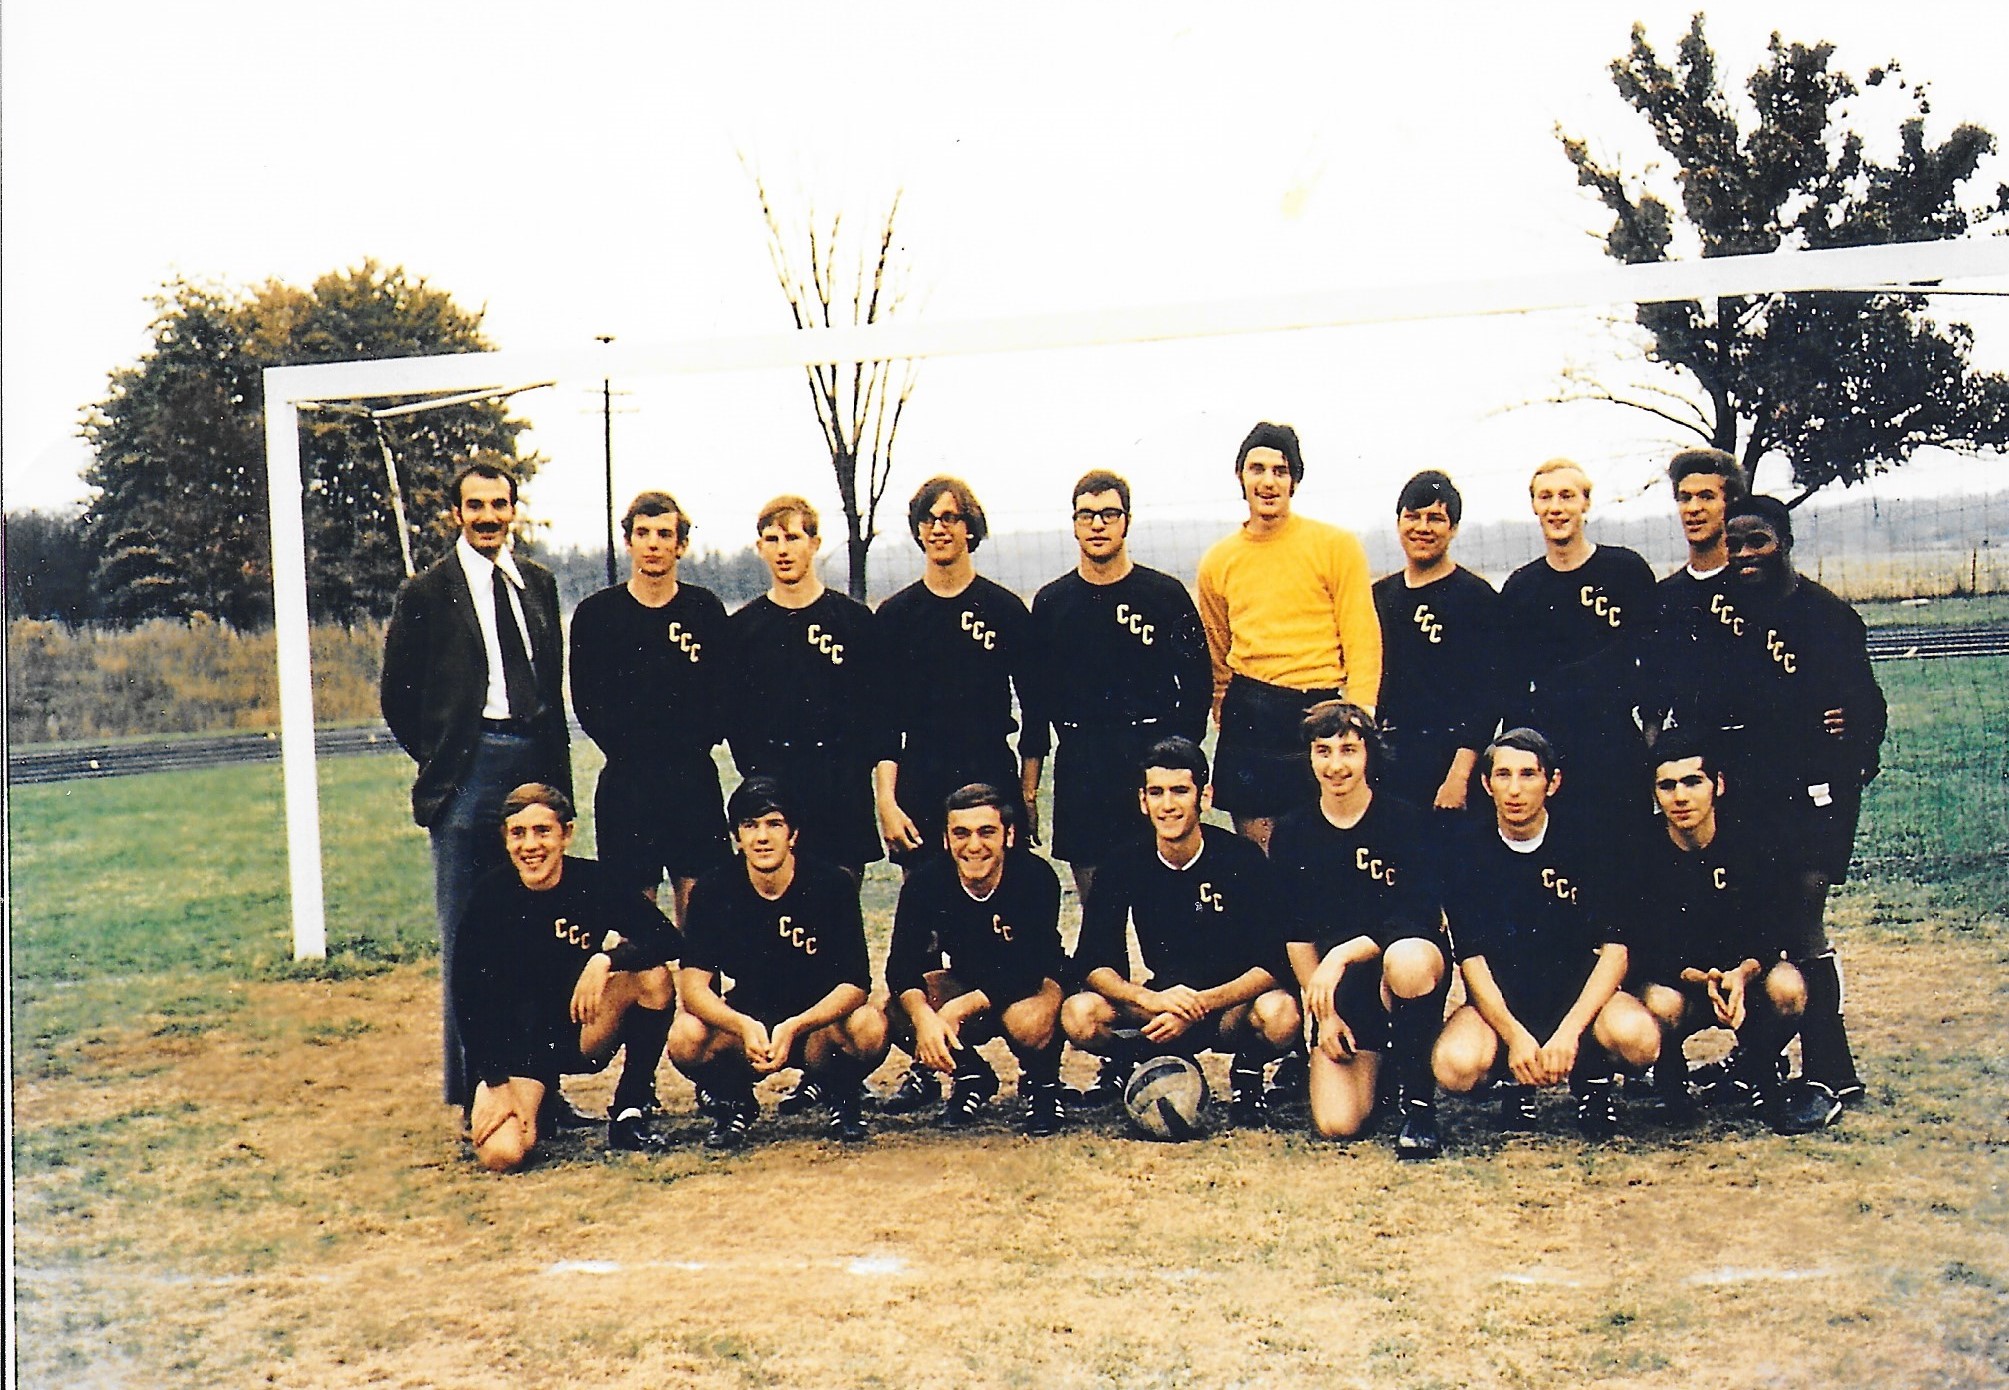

{"left": 10, "top": 623, "right": 2006, "bottom": 785}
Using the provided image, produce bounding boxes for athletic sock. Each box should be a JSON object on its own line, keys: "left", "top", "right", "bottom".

{"left": 697, "top": 1056, "right": 756, "bottom": 1108}
{"left": 1008, "top": 1038, "right": 1061, "bottom": 1091}
{"left": 609, "top": 1004, "right": 672, "bottom": 1114}
{"left": 1796, "top": 952, "right": 1860, "bottom": 1090}
{"left": 1570, "top": 1038, "right": 1615, "bottom": 1092}
{"left": 811, "top": 1050, "right": 865, "bottom": 1099}
{"left": 953, "top": 1046, "right": 1000, "bottom": 1094}
{"left": 1388, "top": 992, "right": 1440, "bottom": 1102}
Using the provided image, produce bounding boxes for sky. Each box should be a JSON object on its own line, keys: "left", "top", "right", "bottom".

{"left": 5, "top": 2, "right": 2006, "bottom": 564}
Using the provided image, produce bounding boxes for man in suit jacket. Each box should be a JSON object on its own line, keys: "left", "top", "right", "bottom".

{"left": 382, "top": 462, "right": 571, "bottom": 1107}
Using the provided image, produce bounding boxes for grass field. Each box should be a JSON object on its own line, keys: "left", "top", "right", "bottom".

{"left": 10, "top": 661, "right": 2008, "bottom": 1388}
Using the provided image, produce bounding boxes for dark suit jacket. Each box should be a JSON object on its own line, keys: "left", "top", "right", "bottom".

{"left": 381, "top": 549, "right": 570, "bottom": 826}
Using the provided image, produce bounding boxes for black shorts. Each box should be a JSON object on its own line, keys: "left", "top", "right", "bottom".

{"left": 737, "top": 740, "right": 883, "bottom": 870}
{"left": 1487, "top": 963, "right": 1597, "bottom": 1053}
{"left": 1049, "top": 723, "right": 1164, "bottom": 865}
{"left": 1753, "top": 780, "right": 1864, "bottom": 883}
{"left": 1212, "top": 676, "right": 1333, "bottom": 819}
{"left": 888, "top": 738, "right": 1023, "bottom": 867}
{"left": 595, "top": 751, "right": 730, "bottom": 890}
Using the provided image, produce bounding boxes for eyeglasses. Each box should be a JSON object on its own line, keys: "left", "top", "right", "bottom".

{"left": 1072, "top": 507, "right": 1127, "bottom": 527}
{"left": 921, "top": 511, "right": 967, "bottom": 530}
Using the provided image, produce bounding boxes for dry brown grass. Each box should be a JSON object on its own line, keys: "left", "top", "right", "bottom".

{"left": 14, "top": 904, "right": 2009, "bottom": 1389}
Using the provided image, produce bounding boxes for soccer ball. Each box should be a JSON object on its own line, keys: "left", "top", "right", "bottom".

{"left": 1122, "top": 1055, "right": 1216, "bottom": 1141}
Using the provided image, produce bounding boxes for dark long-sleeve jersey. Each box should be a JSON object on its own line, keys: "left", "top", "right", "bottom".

{"left": 569, "top": 583, "right": 731, "bottom": 761}
{"left": 726, "top": 591, "right": 888, "bottom": 762}
{"left": 1622, "top": 816, "right": 1786, "bottom": 982}
{"left": 1022, "top": 566, "right": 1211, "bottom": 753}
{"left": 875, "top": 574, "right": 1033, "bottom": 756}
{"left": 1269, "top": 793, "right": 1445, "bottom": 957}
{"left": 885, "top": 850, "right": 1065, "bottom": 1002}
{"left": 681, "top": 857, "right": 872, "bottom": 1019}
{"left": 1708, "top": 577, "right": 1886, "bottom": 792}
{"left": 1441, "top": 811, "right": 1624, "bottom": 993}
{"left": 1498, "top": 545, "right": 1657, "bottom": 737}
{"left": 1073, "top": 824, "right": 1286, "bottom": 990}
{"left": 453, "top": 857, "right": 681, "bottom": 1087}
{"left": 1638, "top": 565, "right": 1738, "bottom": 736}
{"left": 1371, "top": 566, "right": 1504, "bottom": 751}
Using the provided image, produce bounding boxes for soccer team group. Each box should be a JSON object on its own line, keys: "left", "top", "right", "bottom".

{"left": 378, "top": 421, "right": 1886, "bottom": 1172}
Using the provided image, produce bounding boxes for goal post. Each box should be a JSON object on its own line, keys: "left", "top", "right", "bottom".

{"left": 264, "top": 236, "right": 2009, "bottom": 958}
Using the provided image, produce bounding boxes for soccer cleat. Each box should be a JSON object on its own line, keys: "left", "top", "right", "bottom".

{"left": 1229, "top": 1064, "right": 1272, "bottom": 1129}
{"left": 1394, "top": 1096, "right": 1442, "bottom": 1160}
{"left": 1021, "top": 1082, "right": 1065, "bottom": 1138}
{"left": 877, "top": 1068, "right": 940, "bottom": 1115}
{"left": 936, "top": 1073, "right": 998, "bottom": 1130}
{"left": 1833, "top": 1079, "right": 1867, "bottom": 1108}
{"left": 1072, "top": 1057, "right": 1128, "bottom": 1109}
{"left": 538, "top": 1091, "right": 600, "bottom": 1133}
{"left": 824, "top": 1088, "right": 870, "bottom": 1144}
{"left": 607, "top": 1104, "right": 674, "bottom": 1154}
{"left": 1767, "top": 1078, "right": 1844, "bottom": 1135}
{"left": 703, "top": 1096, "right": 757, "bottom": 1152}
{"left": 1574, "top": 1080, "right": 1618, "bottom": 1141}
{"left": 776, "top": 1077, "right": 826, "bottom": 1117}
{"left": 1496, "top": 1083, "right": 1539, "bottom": 1132}
{"left": 1268, "top": 1050, "right": 1309, "bottom": 1102}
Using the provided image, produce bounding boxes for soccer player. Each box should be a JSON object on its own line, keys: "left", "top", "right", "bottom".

{"left": 1022, "top": 469, "right": 1211, "bottom": 903}
{"left": 881, "top": 784, "right": 1070, "bottom": 1136}
{"left": 569, "top": 490, "right": 731, "bottom": 927}
{"left": 1639, "top": 448, "right": 1750, "bottom": 740}
{"left": 874, "top": 477, "right": 1036, "bottom": 868}
{"left": 669, "top": 777, "right": 888, "bottom": 1149}
{"left": 1498, "top": 458, "right": 1657, "bottom": 825}
{"left": 453, "top": 784, "right": 680, "bottom": 1170}
{"left": 1710, "top": 495, "right": 1887, "bottom": 1131}
{"left": 382, "top": 463, "right": 571, "bottom": 1112}
{"left": 1370, "top": 470, "right": 1502, "bottom": 814}
{"left": 1268, "top": 704, "right": 1450, "bottom": 1155}
{"left": 1196, "top": 422, "right": 1381, "bottom": 851}
{"left": 726, "top": 496, "right": 887, "bottom": 879}
{"left": 1060, "top": 737, "right": 1299, "bottom": 1127}
{"left": 1626, "top": 729, "right": 1807, "bottom": 1122}
{"left": 1432, "top": 729, "right": 1661, "bottom": 1139}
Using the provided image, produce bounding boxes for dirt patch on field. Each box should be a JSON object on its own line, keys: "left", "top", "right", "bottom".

{"left": 14, "top": 927, "right": 2009, "bottom": 1388}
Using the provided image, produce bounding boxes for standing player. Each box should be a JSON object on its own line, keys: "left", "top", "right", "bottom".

{"left": 882, "top": 785, "right": 1070, "bottom": 1136}
{"left": 1626, "top": 730, "right": 1807, "bottom": 1122}
{"left": 1639, "top": 448, "right": 1749, "bottom": 740}
{"left": 1060, "top": 738, "right": 1299, "bottom": 1126}
{"left": 1370, "top": 470, "right": 1502, "bottom": 814}
{"left": 1196, "top": 422, "right": 1381, "bottom": 851}
{"left": 1021, "top": 469, "right": 1211, "bottom": 903}
{"left": 454, "top": 784, "right": 680, "bottom": 1170}
{"left": 1269, "top": 704, "right": 1450, "bottom": 1156}
{"left": 1711, "top": 496, "right": 1886, "bottom": 1131}
{"left": 874, "top": 478, "right": 1036, "bottom": 868}
{"left": 1432, "top": 729, "right": 1661, "bottom": 1139}
{"left": 1498, "top": 458, "right": 1657, "bottom": 826}
{"left": 669, "top": 778, "right": 889, "bottom": 1149}
{"left": 382, "top": 462, "right": 571, "bottom": 1114}
{"left": 727, "top": 496, "right": 887, "bottom": 879}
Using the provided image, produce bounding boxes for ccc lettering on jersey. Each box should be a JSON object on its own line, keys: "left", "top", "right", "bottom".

{"left": 959, "top": 609, "right": 998, "bottom": 651}
{"left": 666, "top": 620, "right": 704, "bottom": 661}
{"left": 1763, "top": 628, "right": 1799, "bottom": 675}
{"left": 1539, "top": 866, "right": 1579, "bottom": 904}
{"left": 805, "top": 623, "right": 845, "bottom": 666}
{"left": 1354, "top": 846, "right": 1397, "bottom": 886}
{"left": 1194, "top": 881, "right": 1223, "bottom": 912}
{"left": 552, "top": 916, "right": 595, "bottom": 950}
{"left": 1707, "top": 591, "right": 1746, "bottom": 637}
{"left": 776, "top": 913, "right": 818, "bottom": 955}
{"left": 1711, "top": 865, "right": 1728, "bottom": 892}
{"left": 991, "top": 913, "right": 1014, "bottom": 943}
{"left": 1411, "top": 603, "right": 1444, "bottom": 645}
{"left": 1578, "top": 584, "right": 1625, "bottom": 630}
{"left": 1114, "top": 601, "right": 1156, "bottom": 646}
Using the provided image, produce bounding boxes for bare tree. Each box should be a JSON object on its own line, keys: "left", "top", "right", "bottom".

{"left": 748, "top": 167, "right": 920, "bottom": 599}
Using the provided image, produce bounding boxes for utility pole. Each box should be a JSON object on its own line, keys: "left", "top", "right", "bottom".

{"left": 597, "top": 334, "right": 617, "bottom": 586}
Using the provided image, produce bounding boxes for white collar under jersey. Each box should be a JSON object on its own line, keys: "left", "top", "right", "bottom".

{"left": 1499, "top": 815, "right": 1550, "bottom": 855}
{"left": 1157, "top": 837, "right": 1206, "bottom": 873}
{"left": 1687, "top": 561, "right": 1727, "bottom": 580}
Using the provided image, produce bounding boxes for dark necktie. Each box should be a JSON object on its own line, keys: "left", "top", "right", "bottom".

{"left": 492, "top": 566, "right": 540, "bottom": 722}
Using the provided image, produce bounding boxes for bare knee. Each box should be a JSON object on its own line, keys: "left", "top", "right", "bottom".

{"left": 1250, "top": 989, "right": 1301, "bottom": 1049}
{"left": 666, "top": 1013, "right": 711, "bottom": 1067}
{"left": 1003, "top": 991, "right": 1060, "bottom": 1051}
{"left": 1599, "top": 995, "right": 1662, "bottom": 1069}
{"left": 1433, "top": 1015, "right": 1492, "bottom": 1094}
{"left": 475, "top": 1120, "right": 535, "bottom": 1173}
{"left": 1382, "top": 938, "right": 1445, "bottom": 1000}
{"left": 1765, "top": 962, "right": 1807, "bottom": 1018}
{"left": 1060, "top": 991, "right": 1112, "bottom": 1048}
{"left": 844, "top": 1002, "right": 889, "bottom": 1060}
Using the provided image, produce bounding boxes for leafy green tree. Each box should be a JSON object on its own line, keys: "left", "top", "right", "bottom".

{"left": 81, "top": 262, "right": 538, "bottom": 626}
{"left": 1559, "top": 14, "right": 2009, "bottom": 502}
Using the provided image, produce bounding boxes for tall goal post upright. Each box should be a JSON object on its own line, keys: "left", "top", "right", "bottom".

{"left": 262, "top": 238, "right": 2009, "bottom": 960}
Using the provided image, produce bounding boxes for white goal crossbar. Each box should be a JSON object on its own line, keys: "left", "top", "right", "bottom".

{"left": 264, "top": 237, "right": 2009, "bottom": 957}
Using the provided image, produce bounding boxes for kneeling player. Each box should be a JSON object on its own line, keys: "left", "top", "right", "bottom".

{"left": 1433, "top": 730, "right": 1660, "bottom": 1139}
{"left": 669, "top": 778, "right": 889, "bottom": 1149}
{"left": 455, "top": 784, "right": 681, "bottom": 1171}
{"left": 1627, "top": 730, "right": 1806, "bottom": 1122}
{"left": 882, "top": 785, "right": 1069, "bottom": 1136}
{"left": 1060, "top": 738, "right": 1299, "bottom": 1127}
{"left": 1270, "top": 703, "right": 1450, "bottom": 1156}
